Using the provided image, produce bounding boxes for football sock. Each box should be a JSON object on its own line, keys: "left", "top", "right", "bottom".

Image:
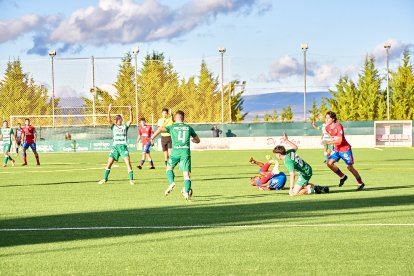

{"left": 3, "top": 156, "right": 8, "bottom": 164}
{"left": 8, "top": 155, "right": 13, "bottom": 161}
{"left": 260, "top": 162, "right": 272, "bottom": 172}
{"left": 166, "top": 170, "right": 175, "bottom": 184}
{"left": 23, "top": 153, "right": 27, "bottom": 163}
{"left": 184, "top": 179, "right": 191, "bottom": 193}
{"left": 140, "top": 160, "right": 145, "bottom": 166}
{"left": 104, "top": 168, "right": 110, "bottom": 181}
{"left": 128, "top": 170, "right": 133, "bottom": 180}
{"left": 324, "top": 152, "right": 328, "bottom": 162}
{"left": 356, "top": 176, "right": 363, "bottom": 185}
{"left": 149, "top": 160, "right": 154, "bottom": 167}
{"left": 35, "top": 155, "right": 39, "bottom": 163}
{"left": 335, "top": 169, "right": 345, "bottom": 178}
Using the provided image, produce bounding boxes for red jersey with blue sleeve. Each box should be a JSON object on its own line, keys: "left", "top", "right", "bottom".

{"left": 139, "top": 125, "right": 152, "bottom": 144}
{"left": 325, "top": 123, "right": 351, "bottom": 152}
{"left": 22, "top": 125, "right": 36, "bottom": 144}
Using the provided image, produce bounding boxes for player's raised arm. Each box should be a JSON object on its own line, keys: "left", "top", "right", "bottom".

{"left": 281, "top": 133, "right": 298, "bottom": 151}
{"left": 107, "top": 104, "right": 113, "bottom": 126}
{"left": 151, "top": 126, "right": 167, "bottom": 140}
{"left": 311, "top": 120, "right": 318, "bottom": 130}
{"left": 126, "top": 104, "right": 133, "bottom": 127}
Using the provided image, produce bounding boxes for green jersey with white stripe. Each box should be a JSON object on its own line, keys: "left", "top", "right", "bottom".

{"left": 166, "top": 123, "right": 197, "bottom": 156}
{"left": 318, "top": 123, "right": 331, "bottom": 141}
{"left": 1, "top": 128, "right": 14, "bottom": 144}
{"left": 111, "top": 123, "right": 129, "bottom": 146}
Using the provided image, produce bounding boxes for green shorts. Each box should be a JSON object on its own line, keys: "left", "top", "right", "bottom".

{"left": 324, "top": 143, "right": 334, "bottom": 150}
{"left": 296, "top": 173, "right": 312, "bottom": 188}
{"left": 168, "top": 154, "right": 192, "bottom": 172}
{"left": 108, "top": 145, "right": 129, "bottom": 161}
{"left": 3, "top": 143, "right": 11, "bottom": 153}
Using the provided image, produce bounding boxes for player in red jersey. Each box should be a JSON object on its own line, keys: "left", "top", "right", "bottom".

{"left": 322, "top": 111, "right": 365, "bottom": 191}
{"left": 21, "top": 118, "right": 40, "bottom": 166}
{"left": 136, "top": 118, "right": 155, "bottom": 169}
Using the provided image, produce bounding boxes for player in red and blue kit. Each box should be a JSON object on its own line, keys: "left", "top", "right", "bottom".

{"left": 322, "top": 111, "right": 365, "bottom": 191}
{"left": 249, "top": 157, "right": 287, "bottom": 190}
{"left": 21, "top": 118, "right": 40, "bottom": 166}
{"left": 136, "top": 118, "right": 155, "bottom": 170}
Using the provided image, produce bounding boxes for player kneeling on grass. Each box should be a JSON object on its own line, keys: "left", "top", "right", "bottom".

{"left": 99, "top": 104, "right": 135, "bottom": 185}
{"left": 1, "top": 120, "right": 16, "bottom": 167}
{"left": 249, "top": 155, "right": 286, "bottom": 191}
{"left": 151, "top": 110, "right": 200, "bottom": 200}
{"left": 273, "top": 133, "right": 329, "bottom": 196}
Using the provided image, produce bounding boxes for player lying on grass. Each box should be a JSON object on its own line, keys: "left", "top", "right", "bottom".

{"left": 1, "top": 120, "right": 16, "bottom": 167}
{"left": 322, "top": 111, "right": 365, "bottom": 191}
{"left": 249, "top": 156, "right": 286, "bottom": 191}
{"left": 151, "top": 110, "right": 200, "bottom": 200}
{"left": 136, "top": 118, "right": 155, "bottom": 170}
{"left": 21, "top": 118, "right": 40, "bottom": 166}
{"left": 98, "top": 104, "right": 135, "bottom": 185}
{"left": 311, "top": 120, "right": 333, "bottom": 163}
{"left": 273, "top": 133, "right": 329, "bottom": 196}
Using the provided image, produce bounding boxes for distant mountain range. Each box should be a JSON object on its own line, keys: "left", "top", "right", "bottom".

{"left": 58, "top": 91, "right": 333, "bottom": 121}
{"left": 242, "top": 91, "right": 332, "bottom": 121}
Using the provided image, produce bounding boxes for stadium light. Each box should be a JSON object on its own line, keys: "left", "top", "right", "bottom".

{"left": 301, "top": 43, "right": 308, "bottom": 123}
{"left": 219, "top": 47, "right": 226, "bottom": 135}
{"left": 132, "top": 46, "right": 139, "bottom": 125}
{"left": 49, "top": 50, "right": 56, "bottom": 127}
{"left": 384, "top": 43, "right": 391, "bottom": 120}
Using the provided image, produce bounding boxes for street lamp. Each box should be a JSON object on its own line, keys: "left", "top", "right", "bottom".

{"left": 132, "top": 46, "right": 139, "bottom": 126}
{"left": 48, "top": 50, "right": 56, "bottom": 127}
{"left": 301, "top": 43, "right": 308, "bottom": 123}
{"left": 219, "top": 47, "right": 226, "bottom": 134}
{"left": 384, "top": 42, "right": 391, "bottom": 120}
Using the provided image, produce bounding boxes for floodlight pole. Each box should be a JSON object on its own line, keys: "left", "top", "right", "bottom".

{"left": 132, "top": 47, "right": 139, "bottom": 126}
{"left": 49, "top": 50, "right": 56, "bottom": 127}
{"left": 301, "top": 43, "right": 309, "bottom": 123}
{"left": 384, "top": 43, "right": 391, "bottom": 120}
{"left": 91, "top": 56, "right": 96, "bottom": 127}
{"left": 219, "top": 47, "right": 226, "bottom": 135}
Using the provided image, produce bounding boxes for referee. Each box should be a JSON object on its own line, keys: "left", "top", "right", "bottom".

{"left": 157, "top": 108, "right": 173, "bottom": 165}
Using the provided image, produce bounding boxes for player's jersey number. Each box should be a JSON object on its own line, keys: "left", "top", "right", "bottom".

{"left": 177, "top": 130, "right": 186, "bottom": 143}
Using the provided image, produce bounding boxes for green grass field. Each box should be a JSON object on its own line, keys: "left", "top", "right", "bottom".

{"left": 1, "top": 148, "right": 414, "bottom": 275}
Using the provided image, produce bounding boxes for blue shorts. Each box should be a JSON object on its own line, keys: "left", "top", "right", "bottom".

{"left": 23, "top": 142, "right": 37, "bottom": 152}
{"left": 269, "top": 172, "right": 287, "bottom": 190}
{"left": 142, "top": 142, "right": 151, "bottom": 154}
{"left": 329, "top": 149, "right": 354, "bottom": 166}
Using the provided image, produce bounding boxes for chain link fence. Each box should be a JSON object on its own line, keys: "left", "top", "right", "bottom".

{"left": 1, "top": 54, "right": 235, "bottom": 127}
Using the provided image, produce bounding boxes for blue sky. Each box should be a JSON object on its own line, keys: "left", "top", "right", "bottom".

{"left": 0, "top": 0, "right": 413, "bottom": 97}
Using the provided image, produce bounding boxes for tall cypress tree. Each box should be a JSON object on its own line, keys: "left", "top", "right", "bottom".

{"left": 390, "top": 49, "right": 414, "bottom": 119}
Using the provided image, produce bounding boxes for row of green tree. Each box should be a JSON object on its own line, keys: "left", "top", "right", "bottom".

{"left": 84, "top": 52, "right": 247, "bottom": 123}
{"left": 252, "top": 106, "right": 294, "bottom": 122}
{"left": 310, "top": 50, "right": 414, "bottom": 121}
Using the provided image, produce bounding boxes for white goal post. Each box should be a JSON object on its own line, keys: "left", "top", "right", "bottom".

{"left": 374, "top": 120, "right": 413, "bottom": 147}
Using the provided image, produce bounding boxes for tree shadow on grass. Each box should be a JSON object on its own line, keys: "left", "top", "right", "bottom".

{"left": 1, "top": 194, "right": 413, "bottom": 248}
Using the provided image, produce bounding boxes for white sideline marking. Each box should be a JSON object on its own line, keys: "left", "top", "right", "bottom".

{"left": 1, "top": 223, "right": 413, "bottom": 232}
{"left": 373, "top": 148, "right": 383, "bottom": 151}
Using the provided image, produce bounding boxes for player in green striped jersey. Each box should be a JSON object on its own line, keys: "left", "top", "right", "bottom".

{"left": 311, "top": 120, "right": 333, "bottom": 163}
{"left": 0, "top": 120, "right": 16, "bottom": 167}
{"left": 98, "top": 104, "right": 135, "bottom": 185}
{"left": 151, "top": 110, "right": 200, "bottom": 200}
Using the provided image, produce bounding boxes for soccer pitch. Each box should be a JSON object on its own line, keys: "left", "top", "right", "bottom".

{"left": 1, "top": 148, "right": 413, "bottom": 275}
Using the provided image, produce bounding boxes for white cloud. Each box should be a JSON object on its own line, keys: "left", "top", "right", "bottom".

{"left": 48, "top": 0, "right": 269, "bottom": 46}
{"left": 314, "top": 64, "right": 339, "bottom": 85}
{"left": 0, "top": 14, "right": 57, "bottom": 43}
{"left": 258, "top": 55, "right": 315, "bottom": 82}
{"left": 371, "top": 38, "right": 414, "bottom": 63}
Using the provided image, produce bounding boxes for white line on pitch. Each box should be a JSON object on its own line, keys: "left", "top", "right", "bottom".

{"left": 1, "top": 223, "right": 414, "bottom": 232}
